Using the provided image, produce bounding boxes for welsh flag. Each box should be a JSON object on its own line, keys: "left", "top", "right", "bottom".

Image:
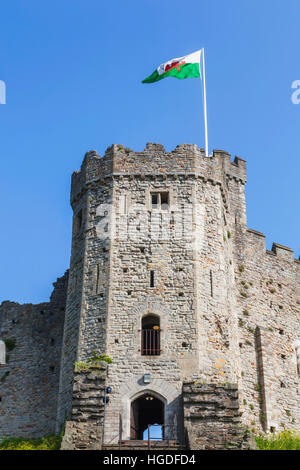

{"left": 142, "top": 49, "right": 202, "bottom": 84}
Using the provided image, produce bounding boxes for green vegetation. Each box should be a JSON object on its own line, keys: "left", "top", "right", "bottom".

{"left": 0, "top": 435, "right": 62, "bottom": 450}
{"left": 255, "top": 431, "right": 300, "bottom": 450}
{"left": 239, "top": 265, "right": 245, "bottom": 273}
{"left": 75, "top": 350, "right": 113, "bottom": 372}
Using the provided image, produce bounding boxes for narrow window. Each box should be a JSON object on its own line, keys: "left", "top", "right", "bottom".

{"left": 210, "top": 270, "right": 213, "bottom": 297}
{"left": 76, "top": 209, "right": 83, "bottom": 231}
{"left": 96, "top": 264, "right": 100, "bottom": 294}
{"left": 151, "top": 192, "right": 169, "bottom": 210}
{"left": 151, "top": 193, "right": 159, "bottom": 209}
{"left": 160, "top": 192, "right": 169, "bottom": 210}
{"left": 120, "top": 195, "right": 127, "bottom": 215}
{"left": 295, "top": 344, "right": 300, "bottom": 375}
{"left": 141, "top": 315, "right": 160, "bottom": 356}
{"left": 150, "top": 270, "right": 155, "bottom": 288}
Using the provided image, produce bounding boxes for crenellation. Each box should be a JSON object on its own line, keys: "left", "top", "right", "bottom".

{"left": 71, "top": 144, "right": 248, "bottom": 209}
{"left": 271, "top": 242, "right": 294, "bottom": 262}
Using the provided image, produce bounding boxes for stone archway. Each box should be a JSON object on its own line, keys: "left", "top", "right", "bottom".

{"left": 118, "top": 378, "right": 181, "bottom": 442}
{"left": 130, "top": 392, "right": 165, "bottom": 440}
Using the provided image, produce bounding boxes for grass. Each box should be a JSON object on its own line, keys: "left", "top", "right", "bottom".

{"left": 0, "top": 435, "right": 62, "bottom": 450}
{"left": 255, "top": 431, "right": 300, "bottom": 450}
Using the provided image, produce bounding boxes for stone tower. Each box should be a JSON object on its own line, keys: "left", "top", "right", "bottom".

{"left": 57, "top": 143, "right": 300, "bottom": 446}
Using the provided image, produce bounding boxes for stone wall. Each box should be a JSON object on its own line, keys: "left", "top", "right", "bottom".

{"left": 183, "top": 381, "right": 256, "bottom": 450}
{"left": 56, "top": 164, "right": 112, "bottom": 431}
{"left": 60, "top": 363, "right": 107, "bottom": 450}
{"left": 234, "top": 228, "right": 300, "bottom": 434}
{"left": 57, "top": 143, "right": 299, "bottom": 444}
{"left": 57, "top": 143, "right": 248, "bottom": 443}
{"left": 0, "top": 271, "right": 68, "bottom": 439}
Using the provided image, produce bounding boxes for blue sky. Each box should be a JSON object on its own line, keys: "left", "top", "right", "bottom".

{"left": 0, "top": 0, "right": 299, "bottom": 303}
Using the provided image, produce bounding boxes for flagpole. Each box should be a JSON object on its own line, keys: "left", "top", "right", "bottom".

{"left": 202, "top": 48, "right": 209, "bottom": 157}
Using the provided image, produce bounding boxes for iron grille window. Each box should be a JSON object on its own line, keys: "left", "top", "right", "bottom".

{"left": 141, "top": 315, "right": 160, "bottom": 356}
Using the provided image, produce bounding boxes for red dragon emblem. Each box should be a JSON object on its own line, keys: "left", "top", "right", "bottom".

{"left": 164, "top": 60, "right": 186, "bottom": 73}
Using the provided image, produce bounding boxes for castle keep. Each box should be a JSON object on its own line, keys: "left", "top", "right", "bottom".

{"left": 0, "top": 143, "right": 299, "bottom": 449}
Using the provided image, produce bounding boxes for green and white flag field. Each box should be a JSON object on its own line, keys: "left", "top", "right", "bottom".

{"left": 142, "top": 48, "right": 208, "bottom": 158}
{"left": 142, "top": 49, "right": 202, "bottom": 84}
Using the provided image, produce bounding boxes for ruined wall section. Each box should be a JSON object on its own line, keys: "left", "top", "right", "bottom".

{"left": 0, "top": 272, "right": 68, "bottom": 438}
{"left": 233, "top": 227, "right": 300, "bottom": 433}
{"left": 60, "top": 363, "right": 107, "bottom": 450}
{"left": 183, "top": 381, "right": 256, "bottom": 450}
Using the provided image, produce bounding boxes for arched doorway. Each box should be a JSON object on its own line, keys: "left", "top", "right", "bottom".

{"left": 130, "top": 393, "right": 164, "bottom": 440}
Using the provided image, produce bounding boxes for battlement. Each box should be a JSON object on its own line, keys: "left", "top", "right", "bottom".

{"left": 246, "top": 228, "right": 299, "bottom": 264}
{"left": 70, "top": 143, "right": 247, "bottom": 203}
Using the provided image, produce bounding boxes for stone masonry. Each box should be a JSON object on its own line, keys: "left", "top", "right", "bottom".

{"left": 183, "top": 381, "right": 256, "bottom": 450}
{"left": 0, "top": 272, "right": 68, "bottom": 438}
{"left": 55, "top": 143, "right": 299, "bottom": 446}
{"left": 60, "top": 362, "right": 107, "bottom": 450}
{"left": 0, "top": 142, "right": 299, "bottom": 449}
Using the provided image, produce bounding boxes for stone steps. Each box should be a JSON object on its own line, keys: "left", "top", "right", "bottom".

{"left": 103, "top": 440, "right": 184, "bottom": 451}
